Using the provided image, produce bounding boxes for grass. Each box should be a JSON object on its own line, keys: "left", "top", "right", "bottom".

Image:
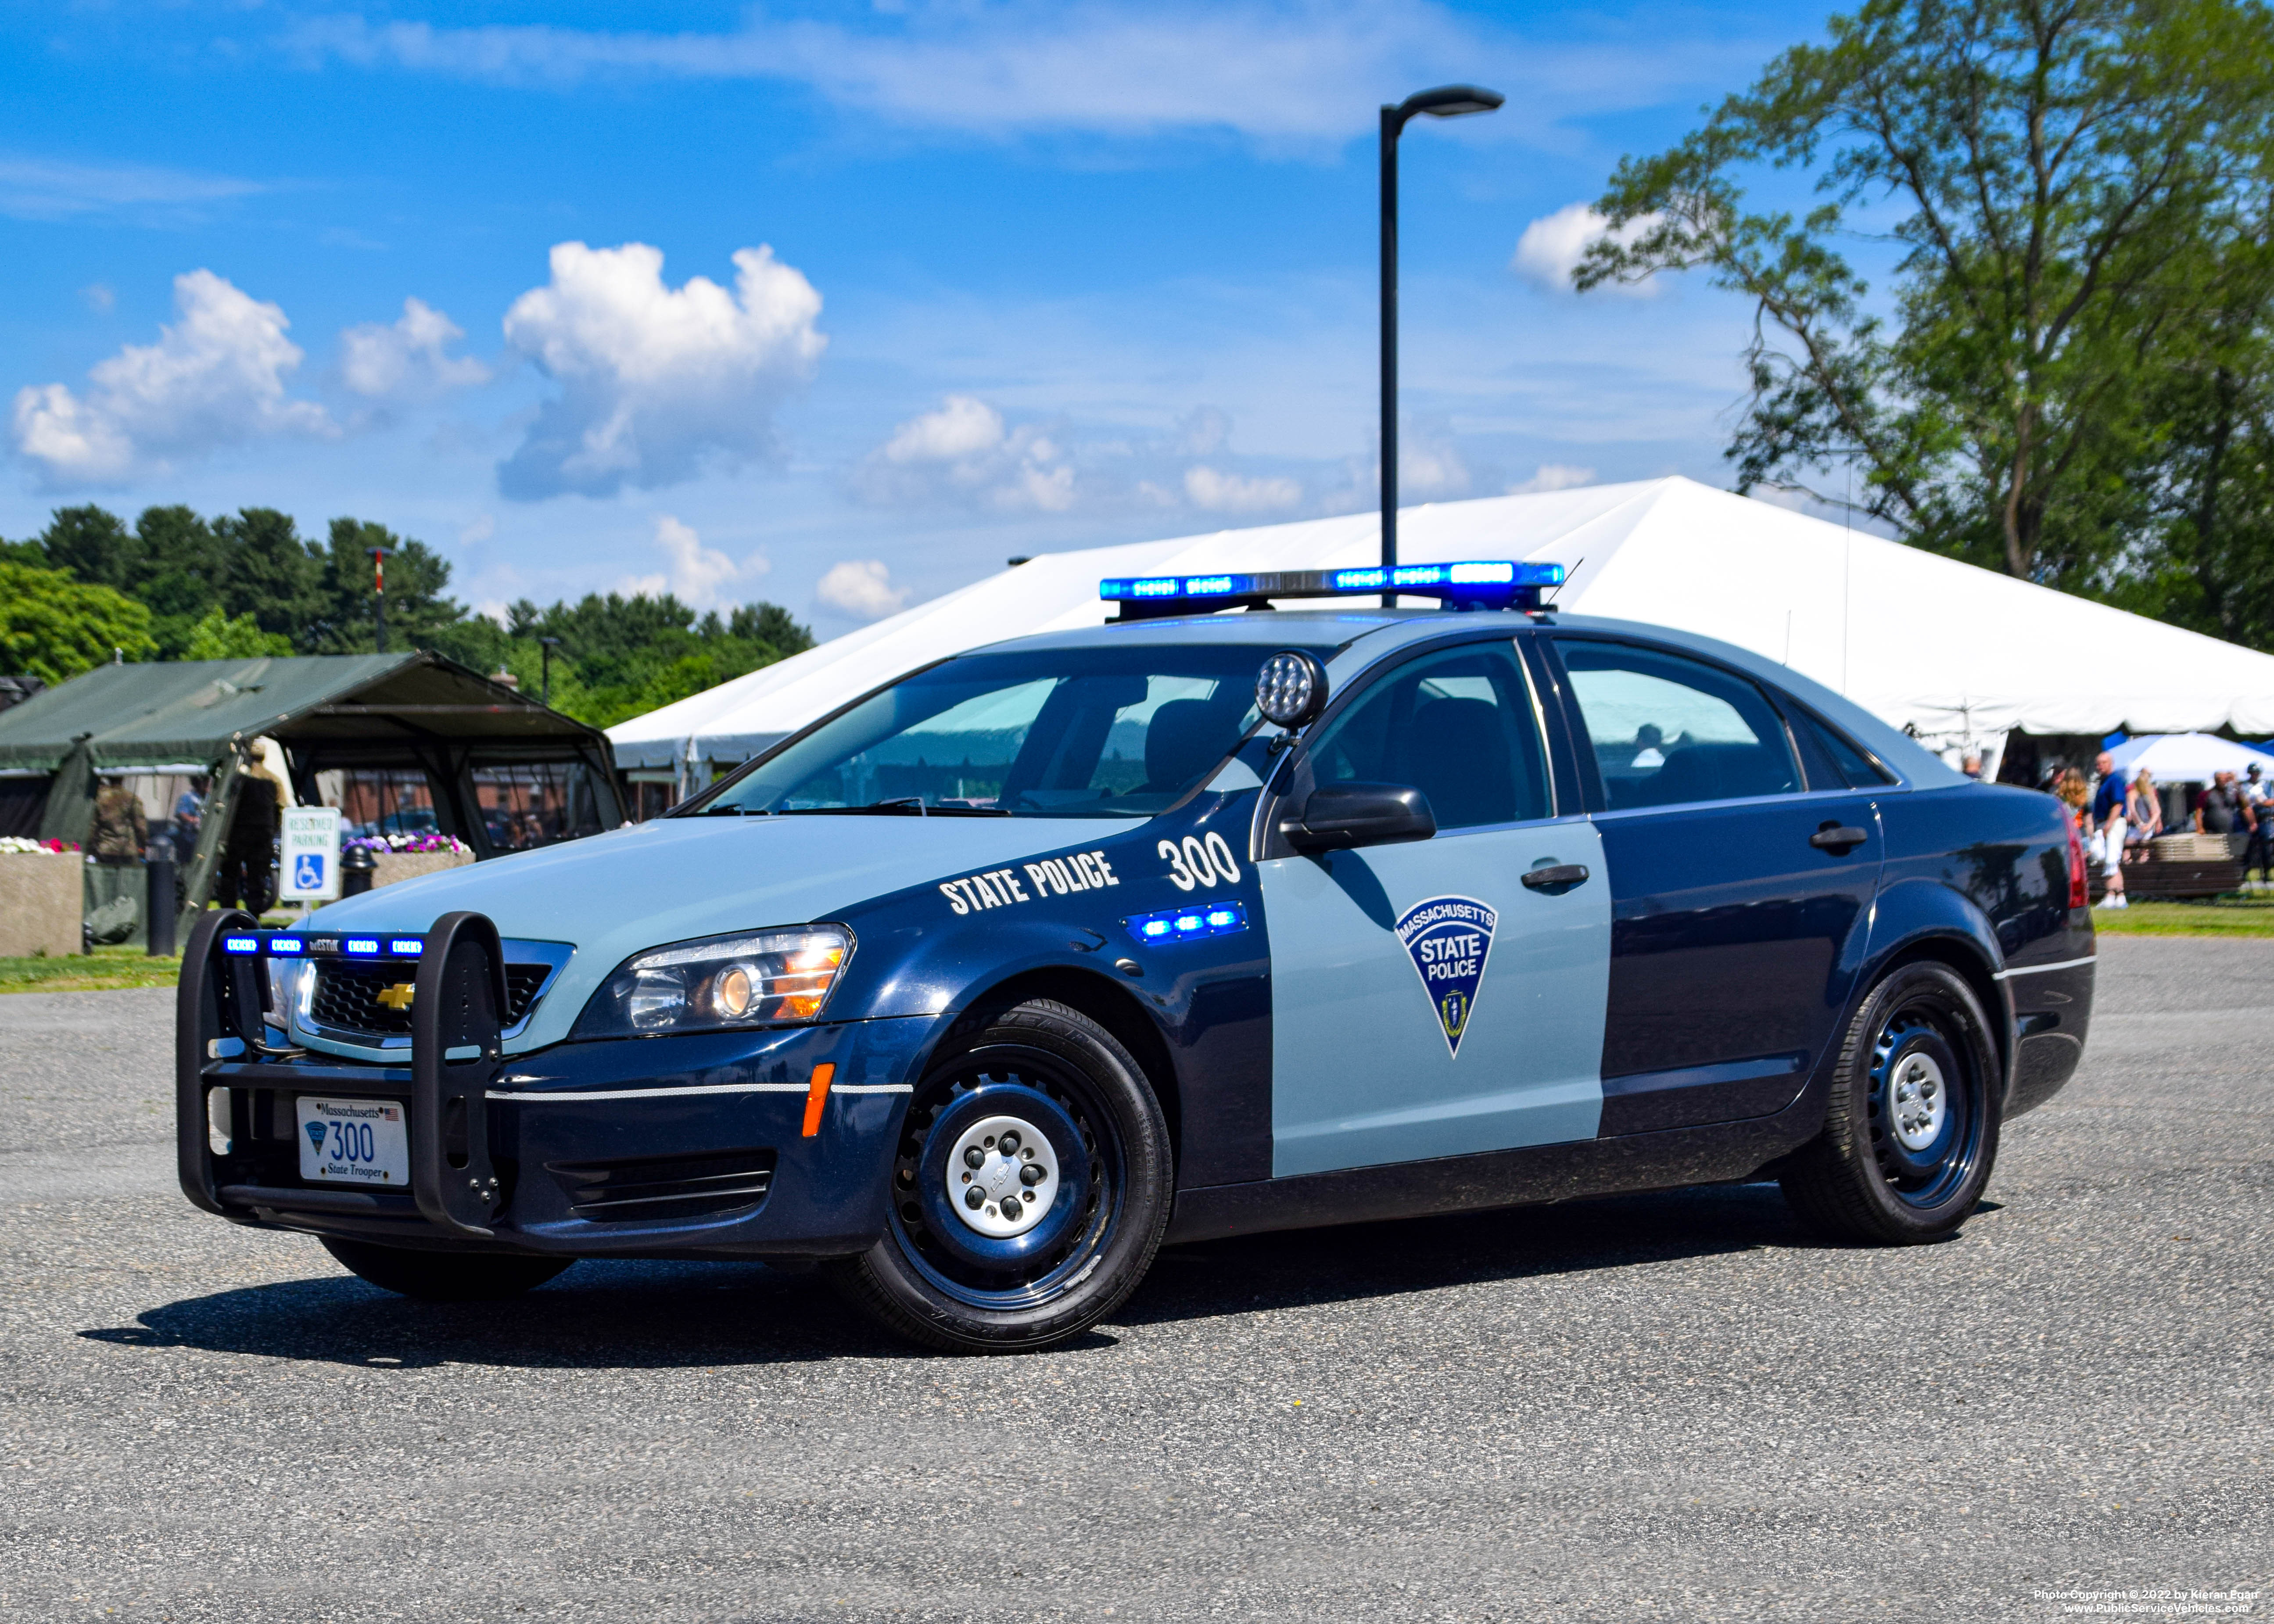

{"left": 0, "top": 946, "right": 183, "bottom": 993}
{"left": 2090, "top": 893, "right": 2274, "bottom": 936}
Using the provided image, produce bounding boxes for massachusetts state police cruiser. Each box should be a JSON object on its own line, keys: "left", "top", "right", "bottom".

{"left": 176, "top": 562, "right": 2095, "bottom": 1353}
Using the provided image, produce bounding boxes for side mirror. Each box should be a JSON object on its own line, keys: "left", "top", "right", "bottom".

{"left": 1280, "top": 782, "right": 1437, "bottom": 853}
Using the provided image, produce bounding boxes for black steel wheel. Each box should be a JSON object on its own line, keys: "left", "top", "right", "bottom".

{"left": 1780, "top": 960, "right": 2002, "bottom": 1244}
{"left": 321, "top": 1237, "right": 574, "bottom": 1302}
{"left": 825, "top": 998, "right": 1172, "bottom": 1353}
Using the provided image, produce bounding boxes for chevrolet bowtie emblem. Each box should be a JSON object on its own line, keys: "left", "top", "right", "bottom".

{"left": 375, "top": 983, "right": 416, "bottom": 1011}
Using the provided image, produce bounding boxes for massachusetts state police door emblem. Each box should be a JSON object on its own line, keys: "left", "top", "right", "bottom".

{"left": 1394, "top": 896, "right": 1498, "bottom": 1058}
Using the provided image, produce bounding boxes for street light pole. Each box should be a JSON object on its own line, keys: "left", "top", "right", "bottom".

{"left": 367, "top": 547, "right": 389, "bottom": 654}
{"left": 538, "top": 636, "right": 563, "bottom": 706}
{"left": 1379, "top": 84, "right": 1503, "bottom": 605}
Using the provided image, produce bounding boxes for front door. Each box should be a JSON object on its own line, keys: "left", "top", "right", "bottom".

{"left": 1547, "top": 635, "right": 1887, "bottom": 1135}
{"left": 1260, "top": 639, "right": 1611, "bottom": 1178}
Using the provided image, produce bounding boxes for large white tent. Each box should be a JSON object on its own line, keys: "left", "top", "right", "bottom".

{"left": 610, "top": 477, "right": 2274, "bottom": 783}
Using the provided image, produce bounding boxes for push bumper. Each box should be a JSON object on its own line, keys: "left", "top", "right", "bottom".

{"left": 176, "top": 910, "right": 929, "bottom": 1257}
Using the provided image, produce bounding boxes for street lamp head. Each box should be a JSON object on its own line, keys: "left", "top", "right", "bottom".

{"left": 1393, "top": 84, "right": 1504, "bottom": 124}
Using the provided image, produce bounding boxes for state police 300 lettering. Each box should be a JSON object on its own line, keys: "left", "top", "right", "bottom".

{"left": 939, "top": 851, "right": 1119, "bottom": 915}
{"left": 1394, "top": 896, "right": 1498, "bottom": 1058}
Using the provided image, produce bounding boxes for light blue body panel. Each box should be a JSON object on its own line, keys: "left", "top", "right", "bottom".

{"left": 1263, "top": 817, "right": 1610, "bottom": 1177}
{"left": 304, "top": 814, "right": 1136, "bottom": 1053}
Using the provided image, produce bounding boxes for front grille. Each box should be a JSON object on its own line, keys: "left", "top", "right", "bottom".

{"left": 545, "top": 1148, "right": 777, "bottom": 1222}
{"left": 309, "top": 961, "right": 553, "bottom": 1039}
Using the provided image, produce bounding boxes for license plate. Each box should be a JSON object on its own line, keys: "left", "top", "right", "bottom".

{"left": 297, "top": 1097, "right": 409, "bottom": 1187}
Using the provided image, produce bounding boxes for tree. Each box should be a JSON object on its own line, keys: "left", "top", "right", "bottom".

{"left": 133, "top": 505, "right": 227, "bottom": 657}
{"left": 1580, "top": 0, "right": 2274, "bottom": 592}
{"left": 36, "top": 506, "right": 140, "bottom": 592}
{"left": 0, "top": 562, "right": 158, "bottom": 685}
{"left": 214, "top": 508, "right": 323, "bottom": 647}
{"left": 181, "top": 606, "right": 295, "bottom": 661}
{"left": 305, "top": 519, "right": 478, "bottom": 660}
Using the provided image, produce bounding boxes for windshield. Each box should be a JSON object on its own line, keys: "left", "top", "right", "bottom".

{"left": 692, "top": 643, "right": 1333, "bottom": 818}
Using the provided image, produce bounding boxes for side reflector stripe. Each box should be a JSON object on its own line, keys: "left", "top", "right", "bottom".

{"left": 802, "top": 1062, "right": 837, "bottom": 1137}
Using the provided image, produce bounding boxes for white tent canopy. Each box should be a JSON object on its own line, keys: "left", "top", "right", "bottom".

{"left": 2108, "top": 732, "right": 2274, "bottom": 785}
{"left": 610, "top": 477, "right": 2274, "bottom": 776}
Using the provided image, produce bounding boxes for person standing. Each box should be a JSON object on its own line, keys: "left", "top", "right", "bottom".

{"left": 2091, "top": 751, "right": 2129, "bottom": 909}
{"left": 219, "top": 765, "right": 281, "bottom": 917}
{"left": 171, "top": 775, "right": 205, "bottom": 857}
{"left": 89, "top": 773, "right": 147, "bottom": 865}
{"left": 2244, "top": 763, "right": 2274, "bottom": 880}
{"left": 2196, "top": 769, "right": 2255, "bottom": 861}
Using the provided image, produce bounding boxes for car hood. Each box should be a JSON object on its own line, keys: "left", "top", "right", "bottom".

{"left": 306, "top": 814, "right": 1134, "bottom": 1051}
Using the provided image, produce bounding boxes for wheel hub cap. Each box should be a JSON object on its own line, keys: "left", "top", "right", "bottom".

{"left": 1888, "top": 1052, "right": 1946, "bottom": 1151}
{"left": 942, "top": 1114, "right": 1059, "bottom": 1238}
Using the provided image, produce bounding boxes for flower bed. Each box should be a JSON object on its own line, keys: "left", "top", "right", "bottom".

{"left": 0, "top": 844, "right": 82, "bottom": 956}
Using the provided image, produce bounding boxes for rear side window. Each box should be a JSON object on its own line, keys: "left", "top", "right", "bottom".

{"left": 1790, "top": 708, "right": 1897, "bottom": 788}
{"left": 1303, "top": 642, "right": 1551, "bottom": 829}
{"left": 1557, "top": 639, "right": 1801, "bottom": 809}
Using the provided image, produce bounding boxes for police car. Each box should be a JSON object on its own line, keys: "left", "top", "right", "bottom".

{"left": 176, "top": 562, "right": 2094, "bottom": 1353}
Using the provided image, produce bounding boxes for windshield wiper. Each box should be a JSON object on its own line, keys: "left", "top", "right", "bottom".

{"left": 776, "top": 802, "right": 1011, "bottom": 817}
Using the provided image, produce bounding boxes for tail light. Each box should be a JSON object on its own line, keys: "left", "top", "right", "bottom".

{"left": 2066, "top": 816, "right": 2089, "bottom": 909}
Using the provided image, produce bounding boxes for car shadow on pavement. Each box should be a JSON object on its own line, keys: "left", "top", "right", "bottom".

{"left": 80, "top": 1257, "right": 924, "bottom": 1370}
{"left": 81, "top": 1182, "right": 1826, "bottom": 1367}
{"left": 1121, "top": 1179, "right": 1819, "bottom": 1328}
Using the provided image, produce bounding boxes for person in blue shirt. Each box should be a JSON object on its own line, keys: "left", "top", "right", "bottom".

{"left": 2091, "top": 751, "right": 2129, "bottom": 909}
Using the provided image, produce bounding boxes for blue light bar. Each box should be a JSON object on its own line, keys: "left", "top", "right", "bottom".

{"left": 269, "top": 938, "right": 303, "bottom": 955}
{"left": 389, "top": 939, "right": 423, "bottom": 957}
{"left": 344, "top": 938, "right": 381, "bottom": 957}
{"left": 1125, "top": 901, "right": 1249, "bottom": 945}
{"left": 222, "top": 935, "right": 258, "bottom": 954}
{"left": 1101, "top": 561, "right": 1562, "bottom": 620}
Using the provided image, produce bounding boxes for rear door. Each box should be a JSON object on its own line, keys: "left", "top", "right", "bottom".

{"left": 1259, "top": 637, "right": 1610, "bottom": 1177}
{"left": 1543, "top": 635, "right": 1885, "bottom": 1135}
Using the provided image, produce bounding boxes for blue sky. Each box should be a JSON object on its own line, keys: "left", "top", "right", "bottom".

{"left": 0, "top": 0, "right": 1841, "bottom": 635}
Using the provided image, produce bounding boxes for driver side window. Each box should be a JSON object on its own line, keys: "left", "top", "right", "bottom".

{"left": 1303, "top": 642, "right": 1551, "bottom": 829}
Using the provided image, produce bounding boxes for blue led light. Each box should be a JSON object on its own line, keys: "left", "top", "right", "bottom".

{"left": 389, "top": 939, "right": 423, "bottom": 957}
{"left": 344, "top": 938, "right": 381, "bottom": 957}
{"left": 222, "top": 936, "right": 258, "bottom": 954}
{"left": 1101, "top": 559, "right": 1567, "bottom": 620}
{"left": 1124, "top": 901, "right": 1249, "bottom": 944}
{"left": 269, "top": 938, "right": 303, "bottom": 955}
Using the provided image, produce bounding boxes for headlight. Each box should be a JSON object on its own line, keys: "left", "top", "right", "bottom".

{"left": 572, "top": 925, "right": 852, "bottom": 1038}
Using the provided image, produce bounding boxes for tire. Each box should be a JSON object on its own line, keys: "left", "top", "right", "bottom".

{"left": 1779, "top": 960, "right": 2002, "bottom": 1245}
{"left": 321, "top": 1237, "right": 574, "bottom": 1302}
{"left": 825, "top": 997, "right": 1173, "bottom": 1354}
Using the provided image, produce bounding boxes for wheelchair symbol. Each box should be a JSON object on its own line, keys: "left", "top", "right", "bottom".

{"left": 293, "top": 853, "right": 326, "bottom": 890}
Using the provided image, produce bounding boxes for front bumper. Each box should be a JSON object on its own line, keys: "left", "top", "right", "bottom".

{"left": 176, "top": 910, "right": 930, "bottom": 1258}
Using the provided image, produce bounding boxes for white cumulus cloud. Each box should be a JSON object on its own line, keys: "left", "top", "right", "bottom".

{"left": 856, "top": 394, "right": 1076, "bottom": 513}
{"left": 11, "top": 269, "right": 332, "bottom": 484}
{"left": 615, "top": 515, "right": 768, "bottom": 610}
{"left": 1508, "top": 462, "right": 1597, "bottom": 494}
{"left": 882, "top": 393, "right": 1003, "bottom": 462}
{"left": 1512, "top": 203, "right": 1662, "bottom": 296}
{"left": 498, "top": 240, "right": 826, "bottom": 499}
{"left": 341, "top": 297, "right": 489, "bottom": 400}
{"left": 816, "top": 559, "right": 908, "bottom": 622}
{"left": 1183, "top": 465, "right": 1300, "bottom": 513}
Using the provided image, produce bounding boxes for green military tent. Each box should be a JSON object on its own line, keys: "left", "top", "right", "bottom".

{"left": 0, "top": 651, "right": 623, "bottom": 936}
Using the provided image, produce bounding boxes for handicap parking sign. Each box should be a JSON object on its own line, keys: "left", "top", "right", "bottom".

{"left": 280, "top": 807, "right": 343, "bottom": 902}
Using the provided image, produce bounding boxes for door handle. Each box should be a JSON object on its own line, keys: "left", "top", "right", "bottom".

{"left": 1810, "top": 824, "right": 1869, "bottom": 853}
{"left": 1521, "top": 864, "right": 1590, "bottom": 892}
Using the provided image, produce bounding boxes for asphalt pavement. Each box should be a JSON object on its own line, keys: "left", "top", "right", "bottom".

{"left": 1, "top": 938, "right": 2267, "bottom": 1622}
